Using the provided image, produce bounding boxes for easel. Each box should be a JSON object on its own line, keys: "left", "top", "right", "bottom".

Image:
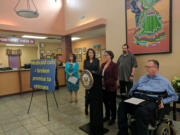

{"left": 27, "top": 89, "right": 59, "bottom": 121}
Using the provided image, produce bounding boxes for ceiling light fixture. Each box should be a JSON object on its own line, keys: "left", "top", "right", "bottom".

{"left": 22, "top": 35, "right": 47, "bottom": 39}
{"left": 71, "top": 37, "right": 80, "bottom": 41}
{"left": 6, "top": 44, "right": 24, "bottom": 47}
{"left": 14, "top": 0, "right": 39, "bottom": 18}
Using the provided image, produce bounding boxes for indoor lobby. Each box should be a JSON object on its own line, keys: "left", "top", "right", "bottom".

{"left": 0, "top": 0, "right": 180, "bottom": 135}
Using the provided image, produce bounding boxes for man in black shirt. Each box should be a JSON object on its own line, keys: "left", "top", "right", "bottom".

{"left": 117, "top": 44, "right": 138, "bottom": 95}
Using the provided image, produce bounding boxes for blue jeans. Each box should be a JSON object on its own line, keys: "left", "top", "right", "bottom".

{"left": 117, "top": 101, "right": 157, "bottom": 135}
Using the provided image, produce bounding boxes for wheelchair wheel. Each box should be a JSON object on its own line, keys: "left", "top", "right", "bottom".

{"left": 170, "top": 125, "right": 177, "bottom": 135}
{"left": 156, "top": 123, "right": 170, "bottom": 135}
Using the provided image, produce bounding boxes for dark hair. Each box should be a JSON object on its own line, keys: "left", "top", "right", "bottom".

{"left": 86, "top": 48, "right": 96, "bottom": 60}
{"left": 69, "top": 54, "right": 76, "bottom": 63}
{"left": 105, "top": 50, "right": 114, "bottom": 60}
{"left": 122, "top": 43, "right": 129, "bottom": 49}
{"left": 148, "top": 59, "right": 159, "bottom": 69}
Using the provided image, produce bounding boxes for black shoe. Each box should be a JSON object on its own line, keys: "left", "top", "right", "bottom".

{"left": 103, "top": 117, "right": 110, "bottom": 122}
{"left": 55, "top": 86, "right": 59, "bottom": 90}
{"left": 108, "top": 120, "right": 115, "bottom": 125}
{"left": 85, "top": 109, "right": 88, "bottom": 115}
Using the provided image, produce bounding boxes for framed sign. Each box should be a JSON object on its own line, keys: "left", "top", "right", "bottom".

{"left": 126, "top": 0, "right": 172, "bottom": 55}
{"left": 40, "top": 50, "right": 44, "bottom": 54}
{"left": 78, "top": 54, "right": 82, "bottom": 62}
{"left": 101, "top": 49, "right": 106, "bottom": 56}
{"left": 79, "top": 48, "right": 82, "bottom": 54}
{"left": 74, "top": 48, "right": 77, "bottom": 54}
{"left": 57, "top": 48, "right": 62, "bottom": 54}
{"left": 83, "top": 48, "right": 86, "bottom": 55}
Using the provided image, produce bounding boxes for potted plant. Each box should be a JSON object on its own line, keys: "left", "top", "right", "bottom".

{"left": 171, "top": 76, "right": 180, "bottom": 93}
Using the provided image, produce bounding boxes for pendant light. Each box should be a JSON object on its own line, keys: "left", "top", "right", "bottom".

{"left": 14, "top": 0, "right": 39, "bottom": 18}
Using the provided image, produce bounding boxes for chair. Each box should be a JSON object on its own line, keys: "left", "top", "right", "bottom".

{"left": 173, "top": 91, "right": 180, "bottom": 121}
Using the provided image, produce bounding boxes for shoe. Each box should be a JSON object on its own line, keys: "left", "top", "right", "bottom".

{"left": 85, "top": 107, "right": 88, "bottom": 115}
{"left": 108, "top": 120, "right": 115, "bottom": 125}
{"left": 74, "top": 99, "right": 78, "bottom": 103}
{"left": 85, "top": 109, "right": 88, "bottom": 115}
{"left": 55, "top": 86, "right": 59, "bottom": 90}
{"left": 69, "top": 100, "right": 73, "bottom": 103}
{"left": 103, "top": 117, "right": 110, "bottom": 122}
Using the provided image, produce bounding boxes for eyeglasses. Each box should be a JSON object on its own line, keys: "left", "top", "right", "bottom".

{"left": 104, "top": 54, "right": 109, "bottom": 57}
{"left": 145, "top": 66, "right": 155, "bottom": 68}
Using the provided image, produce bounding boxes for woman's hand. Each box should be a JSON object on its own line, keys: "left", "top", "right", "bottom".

{"left": 129, "top": 76, "right": 134, "bottom": 81}
{"left": 129, "top": 74, "right": 134, "bottom": 81}
{"left": 69, "top": 73, "right": 73, "bottom": 76}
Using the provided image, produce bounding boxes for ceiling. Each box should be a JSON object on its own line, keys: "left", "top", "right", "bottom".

{"left": 0, "top": 27, "right": 105, "bottom": 46}
{"left": 72, "top": 27, "right": 105, "bottom": 41}
{"left": 0, "top": 0, "right": 64, "bottom": 35}
{"left": 0, "top": 31, "right": 62, "bottom": 44}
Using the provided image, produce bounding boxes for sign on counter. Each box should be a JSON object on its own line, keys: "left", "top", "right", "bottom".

{"left": 30, "top": 59, "right": 56, "bottom": 91}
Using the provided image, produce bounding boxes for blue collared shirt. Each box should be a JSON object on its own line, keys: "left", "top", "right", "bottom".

{"left": 129, "top": 74, "right": 179, "bottom": 104}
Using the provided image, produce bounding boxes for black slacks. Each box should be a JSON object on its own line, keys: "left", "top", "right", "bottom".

{"left": 55, "top": 68, "right": 59, "bottom": 89}
{"left": 117, "top": 101, "right": 157, "bottom": 135}
{"left": 103, "top": 90, "right": 117, "bottom": 120}
{"left": 85, "top": 90, "right": 90, "bottom": 110}
{"left": 119, "top": 80, "right": 133, "bottom": 94}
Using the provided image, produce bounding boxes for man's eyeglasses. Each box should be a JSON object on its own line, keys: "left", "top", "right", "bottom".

{"left": 145, "top": 66, "right": 155, "bottom": 68}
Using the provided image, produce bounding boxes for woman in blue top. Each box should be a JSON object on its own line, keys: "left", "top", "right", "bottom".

{"left": 65, "top": 54, "right": 79, "bottom": 103}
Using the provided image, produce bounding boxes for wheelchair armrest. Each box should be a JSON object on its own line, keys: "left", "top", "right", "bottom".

{"left": 120, "top": 93, "right": 130, "bottom": 100}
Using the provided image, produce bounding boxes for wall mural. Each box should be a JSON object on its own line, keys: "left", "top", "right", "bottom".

{"left": 126, "top": 0, "right": 172, "bottom": 54}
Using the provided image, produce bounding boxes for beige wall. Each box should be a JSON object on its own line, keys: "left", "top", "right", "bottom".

{"left": 65, "top": 0, "right": 125, "bottom": 62}
{"left": 0, "top": 46, "right": 38, "bottom": 67}
{"left": 43, "top": 43, "right": 62, "bottom": 54}
{"left": 65, "top": 0, "right": 180, "bottom": 81}
{"left": 72, "top": 35, "right": 106, "bottom": 70}
{"left": 0, "top": 42, "right": 62, "bottom": 67}
{"left": 39, "top": 42, "right": 62, "bottom": 58}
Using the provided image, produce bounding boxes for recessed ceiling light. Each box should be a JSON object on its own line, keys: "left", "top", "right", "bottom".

{"left": 71, "top": 37, "right": 80, "bottom": 41}
{"left": 6, "top": 44, "right": 24, "bottom": 47}
{"left": 22, "top": 35, "right": 47, "bottom": 39}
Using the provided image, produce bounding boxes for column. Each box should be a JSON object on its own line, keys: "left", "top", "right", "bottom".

{"left": 61, "top": 35, "right": 72, "bottom": 63}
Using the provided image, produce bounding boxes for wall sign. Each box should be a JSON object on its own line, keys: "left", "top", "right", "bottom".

{"left": 0, "top": 36, "right": 35, "bottom": 44}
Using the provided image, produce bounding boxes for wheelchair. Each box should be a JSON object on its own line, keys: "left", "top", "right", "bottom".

{"left": 121, "top": 90, "right": 177, "bottom": 135}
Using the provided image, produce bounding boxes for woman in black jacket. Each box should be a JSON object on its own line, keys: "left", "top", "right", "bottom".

{"left": 83, "top": 48, "right": 99, "bottom": 115}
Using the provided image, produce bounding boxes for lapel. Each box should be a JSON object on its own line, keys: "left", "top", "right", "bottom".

{"left": 104, "top": 61, "right": 113, "bottom": 75}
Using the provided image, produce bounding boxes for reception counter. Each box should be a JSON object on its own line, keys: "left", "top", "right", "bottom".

{"left": 57, "top": 66, "right": 66, "bottom": 87}
{"left": 0, "top": 67, "right": 66, "bottom": 96}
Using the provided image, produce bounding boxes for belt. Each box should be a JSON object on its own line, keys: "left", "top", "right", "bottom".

{"left": 134, "top": 89, "right": 167, "bottom": 97}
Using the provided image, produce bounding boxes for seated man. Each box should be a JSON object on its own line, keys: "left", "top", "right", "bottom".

{"left": 117, "top": 59, "right": 179, "bottom": 135}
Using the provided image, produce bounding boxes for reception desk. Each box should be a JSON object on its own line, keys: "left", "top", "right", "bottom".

{"left": 57, "top": 66, "right": 66, "bottom": 86}
{"left": 0, "top": 66, "right": 66, "bottom": 96}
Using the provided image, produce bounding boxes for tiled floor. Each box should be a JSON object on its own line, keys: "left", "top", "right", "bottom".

{"left": 0, "top": 85, "right": 179, "bottom": 135}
